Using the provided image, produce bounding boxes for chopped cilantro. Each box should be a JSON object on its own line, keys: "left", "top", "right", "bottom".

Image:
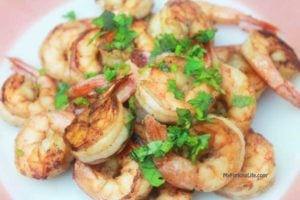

{"left": 175, "top": 38, "right": 192, "bottom": 56}
{"left": 167, "top": 80, "right": 185, "bottom": 100}
{"left": 15, "top": 148, "right": 24, "bottom": 157}
{"left": 170, "top": 64, "right": 178, "bottom": 72}
{"left": 92, "top": 11, "right": 136, "bottom": 51}
{"left": 63, "top": 11, "right": 77, "bottom": 21}
{"left": 186, "top": 45, "right": 206, "bottom": 58}
{"left": 92, "top": 10, "right": 115, "bottom": 31}
{"left": 125, "top": 111, "right": 135, "bottom": 132}
{"left": 184, "top": 57, "right": 205, "bottom": 76}
{"left": 95, "top": 86, "right": 109, "bottom": 94}
{"left": 159, "top": 61, "right": 171, "bottom": 72}
{"left": 176, "top": 108, "right": 193, "bottom": 129}
{"left": 188, "top": 92, "right": 213, "bottom": 121}
{"left": 128, "top": 96, "right": 136, "bottom": 112}
{"left": 85, "top": 72, "right": 98, "bottom": 79}
{"left": 55, "top": 82, "right": 70, "bottom": 110}
{"left": 87, "top": 31, "right": 107, "bottom": 46}
{"left": 151, "top": 34, "right": 178, "bottom": 58}
{"left": 135, "top": 157, "right": 165, "bottom": 187}
{"left": 38, "top": 68, "right": 46, "bottom": 76}
{"left": 232, "top": 95, "right": 255, "bottom": 108}
{"left": 196, "top": 29, "right": 216, "bottom": 43}
{"left": 73, "top": 97, "right": 90, "bottom": 106}
{"left": 103, "top": 63, "right": 129, "bottom": 81}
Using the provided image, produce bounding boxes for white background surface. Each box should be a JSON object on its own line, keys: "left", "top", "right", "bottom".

{"left": 0, "top": 0, "right": 299, "bottom": 199}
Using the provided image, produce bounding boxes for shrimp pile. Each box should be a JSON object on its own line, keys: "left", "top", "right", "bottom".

{"left": 1, "top": 0, "right": 299, "bottom": 199}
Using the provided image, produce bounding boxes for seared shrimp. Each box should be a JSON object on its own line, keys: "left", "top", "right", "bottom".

{"left": 135, "top": 57, "right": 192, "bottom": 124}
{"left": 64, "top": 95, "right": 131, "bottom": 164}
{"left": 96, "top": 0, "right": 154, "bottom": 19}
{"left": 40, "top": 20, "right": 92, "bottom": 84}
{"left": 242, "top": 31, "right": 300, "bottom": 107}
{"left": 141, "top": 115, "right": 245, "bottom": 192}
{"left": 70, "top": 28, "right": 103, "bottom": 77}
{"left": 15, "top": 111, "right": 74, "bottom": 179}
{"left": 149, "top": 184, "right": 192, "bottom": 200}
{"left": 148, "top": 0, "right": 276, "bottom": 39}
{"left": 0, "top": 58, "right": 56, "bottom": 126}
{"left": 74, "top": 154, "right": 151, "bottom": 199}
{"left": 216, "top": 46, "right": 266, "bottom": 99}
{"left": 219, "top": 63, "right": 256, "bottom": 134}
{"left": 218, "top": 129, "right": 276, "bottom": 199}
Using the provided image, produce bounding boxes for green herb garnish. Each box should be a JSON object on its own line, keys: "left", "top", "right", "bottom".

{"left": 196, "top": 29, "right": 216, "bottom": 43}
{"left": 167, "top": 80, "right": 185, "bottom": 100}
{"left": 232, "top": 95, "right": 255, "bottom": 108}
{"left": 188, "top": 92, "right": 213, "bottom": 121}
{"left": 55, "top": 82, "right": 70, "bottom": 110}
{"left": 63, "top": 11, "right": 77, "bottom": 21}
{"left": 73, "top": 97, "right": 90, "bottom": 106}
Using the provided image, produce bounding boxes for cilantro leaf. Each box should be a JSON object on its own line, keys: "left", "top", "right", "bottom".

{"left": 232, "top": 95, "right": 255, "bottom": 108}
{"left": 135, "top": 157, "right": 165, "bottom": 187}
{"left": 38, "top": 68, "right": 46, "bottom": 76}
{"left": 188, "top": 92, "right": 213, "bottom": 121}
{"left": 196, "top": 29, "right": 216, "bottom": 43}
{"left": 128, "top": 96, "right": 136, "bottom": 112}
{"left": 167, "top": 80, "right": 185, "bottom": 100}
{"left": 63, "top": 11, "right": 77, "bottom": 21}
{"left": 85, "top": 72, "right": 98, "bottom": 79}
{"left": 184, "top": 57, "right": 205, "bottom": 76}
{"left": 159, "top": 61, "right": 171, "bottom": 72}
{"left": 186, "top": 45, "right": 206, "bottom": 58}
{"left": 151, "top": 34, "right": 178, "bottom": 58}
{"left": 176, "top": 108, "right": 193, "bottom": 129}
{"left": 125, "top": 110, "right": 135, "bottom": 132}
{"left": 73, "top": 97, "right": 90, "bottom": 106}
{"left": 55, "top": 82, "right": 70, "bottom": 110}
{"left": 92, "top": 10, "right": 115, "bottom": 31}
{"left": 175, "top": 38, "right": 192, "bottom": 56}
{"left": 15, "top": 148, "right": 24, "bottom": 157}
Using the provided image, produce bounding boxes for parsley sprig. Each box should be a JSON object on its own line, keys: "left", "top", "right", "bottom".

{"left": 55, "top": 82, "right": 70, "bottom": 110}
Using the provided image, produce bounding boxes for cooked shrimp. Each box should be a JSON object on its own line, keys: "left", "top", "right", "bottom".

{"left": 217, "top": 129, "right": 276, "bottom": 199}
{"left": 70, "top": 28, "right": 103, "bottom": 77}
{"left": 135, "top": 56, "right": 192, "bottom": 124}
{"left": 96, "top": 0, "right": 154, "bottom": 19}
{"left": 216, "top": 42, "right": 300, "bottom": 99}
{"left": 241, "top": 31, "right": 300, "bottom": 107}
{"left": 64, "top": 95, "right": 131, "bottom": 164}
{"left": 132, "top": 20, "right": 155, "bottom": 52}
{"left": 141, "top": 115, "right": 245, "bottom": 192}
{"left": 0, "top": 58, "right": 56, "bottom": 126}
{"left": 216, "top": 46, "right": 267, "bottom": 99}
{"left": 148, "top": 0, "right": 276, "bottom": 39}
{"left": 219, "top": 63, "right": 256, "bottom": 134}
{"left": 149, "top": 184, "right": 192, "bottom": 200}
{"left": 15, "top": 111, "right": 74, "bottom": 179}
{"left": 40, "top": 20, "right": 92, "bottom": 84}
{"left": 194, "top": 0, "right": 277, "bottom": 32}
{"left": 74, "top": 154, "right": 152, "bottom": 199}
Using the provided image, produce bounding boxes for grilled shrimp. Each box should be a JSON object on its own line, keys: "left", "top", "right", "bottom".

{"left": 15, "top": 111, "right": 74, "bottom": 179}
{"left": 242, "top": 31, "right": 300, "bottom": 107}
{"left": 219, "top": 63, "right": 256, "bottom": 134}
{"left": 148, "top": 0, "right": 276, "bottom": 39}
{"left": 218, "top": 129, "right": 276, "bottom": 199}
{"left": 40, "top": 20, "right": 92, "bottom": 84}
{"left": 149, "top": 184, "right": 192, "bottom": 200}
{"left": 141, "top": 115, "right": 245, "bottom": 192}
{"left": 0, "top": 58, "right": 56, "bottom": 126}
{"left": 64, "top": 94, "right": 131, "bottom": 164}
{"left": 74, "top": 151, "right": 152, "bottom": 199}
{"left": 135, "top": 56, "right": 192, "bottom": 124}
{"left": 96, "top": 0, "right": 154, "bottom": 19}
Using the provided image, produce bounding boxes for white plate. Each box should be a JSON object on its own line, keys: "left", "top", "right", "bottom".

{"left": 0, "top": 0, "right": 299, "bottom": 199}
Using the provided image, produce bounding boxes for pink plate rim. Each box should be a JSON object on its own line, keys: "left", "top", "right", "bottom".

{"left": 0, "top": 0, "right": 299, "bottom": 199}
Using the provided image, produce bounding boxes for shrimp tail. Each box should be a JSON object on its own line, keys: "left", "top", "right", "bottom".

{"left": 276, "top": 82, "right": 300, "bottom": 107}
{"left": 239, "top": 15, "right": 278, "bottom": 33}
{"left": 7, "top": 57, "right": 39, "bottom": 77}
